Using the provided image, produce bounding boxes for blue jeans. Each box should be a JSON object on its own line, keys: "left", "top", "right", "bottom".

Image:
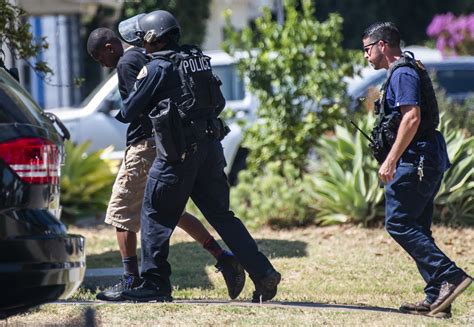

{"left": 384, "top": 162, "right": 464, "bottom": 303}
{"left": 140, "top": 137, "right": 274, "bottom": 292}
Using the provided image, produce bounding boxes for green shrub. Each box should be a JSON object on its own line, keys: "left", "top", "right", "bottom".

{"left": 305, "top": 117, "right": 384, "bottom": 226}
{"left": 223, "top": 0, "right": 362, "bottom": 176}
{"left": 230, "top": 162, "right": 315, "bottom": 228}
{"left": 60, "top": 140, "right": 116, "bottom": 221}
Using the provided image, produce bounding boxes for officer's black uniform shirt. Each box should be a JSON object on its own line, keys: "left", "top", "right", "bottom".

{"left": 116, "top": 46, "right": 153, "bottom": 145}
{"left": 120, "top": 44, "right": 183, "bottom": 123}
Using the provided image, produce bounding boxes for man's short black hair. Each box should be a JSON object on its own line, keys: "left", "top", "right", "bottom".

{"left": 362, "top": 22, "right": 400, "bottom": 48}
{"left": 87, "top": 28, "right": 120, "bottom": 57}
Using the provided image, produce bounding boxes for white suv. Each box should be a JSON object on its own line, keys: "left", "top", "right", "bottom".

{"left": 47, "top": 50, "right": 257, "bottom": 182}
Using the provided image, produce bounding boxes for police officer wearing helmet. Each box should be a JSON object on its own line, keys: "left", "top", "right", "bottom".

{"left": 362, "top": 22, "right": 472, "bottom": 317}
{"left": 118, "top": 10, "right": 281, "bottom": 302}
{"left": 87, "top": 20, "right": 246, "bottom": 302}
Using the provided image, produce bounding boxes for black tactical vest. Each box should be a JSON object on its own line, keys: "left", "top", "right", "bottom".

{"left": 148, "top": 45, "right": 227, "bottom": 162}
{"left": 379, "top": 51, "right": 439, "bottom": 141}
{"left": 151, "top": 45, "right": 226, "bottom": 121}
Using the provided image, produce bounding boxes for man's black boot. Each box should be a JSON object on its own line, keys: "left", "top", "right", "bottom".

{"left": 215, "top": 251, "right": 246, "bottom": 300}
{"left": 121, "top": 280, "right": 173, "bottom": 302}
{"left": 251, "top": 269, "right": 281, "bottom": 303}
{"left": 96, "top": 274, "right": 141, "bottom": 301}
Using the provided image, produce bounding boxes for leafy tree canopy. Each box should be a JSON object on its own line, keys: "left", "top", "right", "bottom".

{"left": 121, "top": 0, "right": 211, "bottom": 46}
{"left": 223, "top": 0, "right": 364, "bottom": 176}
{"left": 0, "top": 0, "right": 50, "bottom": 74}
{"left": 312, "top": 0, "right": 474, "bottom": 49}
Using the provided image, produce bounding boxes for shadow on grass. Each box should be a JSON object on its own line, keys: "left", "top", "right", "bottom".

{"left": 54, "top": 300, "right": 401, "bottom": 316}
{"left": 173, "top": 300, "right": 400, "bottom": 314}
{"left": 174, "top": 299, "right": 402, "bottom": 313}
{"left": 269, "top": 301, "right": 399, "bottom": 313}
{"left": 86, "top": 238, "right": 307, "bottom": 290}
{"left": 84, "top": 306, "right": 97, "bottom": 327}
{"left": 1, "top": 305, "right": 99, "bottom": 325}
{"left": 63, "top": 306, "right": 97, "bottom": 327}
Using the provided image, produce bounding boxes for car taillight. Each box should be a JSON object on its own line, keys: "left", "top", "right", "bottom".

{"left": 0, "top": 137, "right": 60, "bottom": 184}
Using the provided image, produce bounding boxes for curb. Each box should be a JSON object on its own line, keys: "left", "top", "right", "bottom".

{"left": 85, "top": 267, "right": 123, "bottom": 278}
{"left": 82, "top": 267, "right": 123, "bottom": 289}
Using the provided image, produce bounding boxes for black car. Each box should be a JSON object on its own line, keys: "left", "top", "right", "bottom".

{"left": 0, "top": 63, "right": 85, "bottom": 315}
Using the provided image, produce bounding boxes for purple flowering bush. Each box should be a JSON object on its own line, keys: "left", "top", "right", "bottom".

{"left": 427, "top": 13, "right": 474, "bottom": 56}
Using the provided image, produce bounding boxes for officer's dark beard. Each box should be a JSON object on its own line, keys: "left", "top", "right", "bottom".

{"left": 369, "top": 53, "right": 384, "bottom": 70}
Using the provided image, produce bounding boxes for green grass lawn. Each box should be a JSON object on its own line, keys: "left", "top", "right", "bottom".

{"left": 3, "top": 224, "right": 473, "bottom": 326}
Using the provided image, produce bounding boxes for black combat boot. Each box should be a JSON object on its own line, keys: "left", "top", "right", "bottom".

{"left": 96, "top": 274, "right": 141, "bottom": 301}
{"left": 121, "top": 280, "right": 173, "bottom": 302}
{"left": 215, "top": 251, "right": 246, "bottom": 300}
{"left": 251, "top": 269, "right": 281, "bottom": 303}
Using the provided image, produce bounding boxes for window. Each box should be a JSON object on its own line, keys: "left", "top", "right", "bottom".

{"left": 212, "top": 64, "right": 245, "bottom": 101}
{"left": 436, "top": 69, "right": 474, "bottom": 95}
{"left": 0, "top": 70, "right": 43, "bottom": 124}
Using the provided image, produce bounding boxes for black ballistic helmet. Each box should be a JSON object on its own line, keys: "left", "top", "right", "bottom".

{"left": 138, "top": 10, "right": 181, "bottom": 43}
{"left": 118, "top": 13, "right": 146, "bottom": 46}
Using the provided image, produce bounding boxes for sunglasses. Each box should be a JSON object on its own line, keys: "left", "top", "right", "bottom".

{"left": 363, "top": 40, "right": 386, "bottom": 54}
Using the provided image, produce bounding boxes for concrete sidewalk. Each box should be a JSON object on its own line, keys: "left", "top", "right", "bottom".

{"left": 83, "top": 267, "right": 123, "bottom": 289}
{"left": 86, "top": 267, "right": 123, "bottom": 278}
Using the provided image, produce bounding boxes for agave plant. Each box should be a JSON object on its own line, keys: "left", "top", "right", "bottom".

{"left": 435, "top": 116, "right": 474, "bottom": 225}
{"left": 60, "top": 140, "right": 116, "bottom": 220}
{"left": 305, "top": 116, "right": 384, "bottom": 226}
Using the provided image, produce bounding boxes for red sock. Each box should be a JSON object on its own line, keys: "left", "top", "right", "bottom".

{"left": 203, "top": 236, "right": 224, "bottom": 259}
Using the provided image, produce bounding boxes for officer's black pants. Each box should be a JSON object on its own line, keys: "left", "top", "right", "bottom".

{"left": 140, "top": 138, "right": 274, "bottom": 292}
{"left": 385, "top": 163, "right": 465, "bottom": 303}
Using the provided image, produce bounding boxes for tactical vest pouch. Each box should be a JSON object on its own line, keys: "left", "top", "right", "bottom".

{"left": 207, "top": 118, "right": 230, "bottom": 141}
{"left": 369, "top": 124, "right": 389, "bottom": 164}
{"left": 370, "top": 107, "right": 402, "bottom": 163}
{"left": 368, "top": 140, "right": 388, "bottom": 164}
{"left": 149, "top": 99, "right": 187, "bottom": 163}
{"left": 152, "top": 46, "right": 227, "bottom": 121}
{"left": 185, "top": 117, "right": 230, "bottom": 143}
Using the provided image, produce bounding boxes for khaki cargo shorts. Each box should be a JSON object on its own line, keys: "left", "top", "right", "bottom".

{"left": 105, "top": 138, "right": 156, "bottom": 233}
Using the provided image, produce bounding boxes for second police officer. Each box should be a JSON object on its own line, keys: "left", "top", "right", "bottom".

{"left": 362, "top": 22, "right": 472, "bottom": 318}
{"left": 117, "top": 10, "right": 281, "bottom": 302}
